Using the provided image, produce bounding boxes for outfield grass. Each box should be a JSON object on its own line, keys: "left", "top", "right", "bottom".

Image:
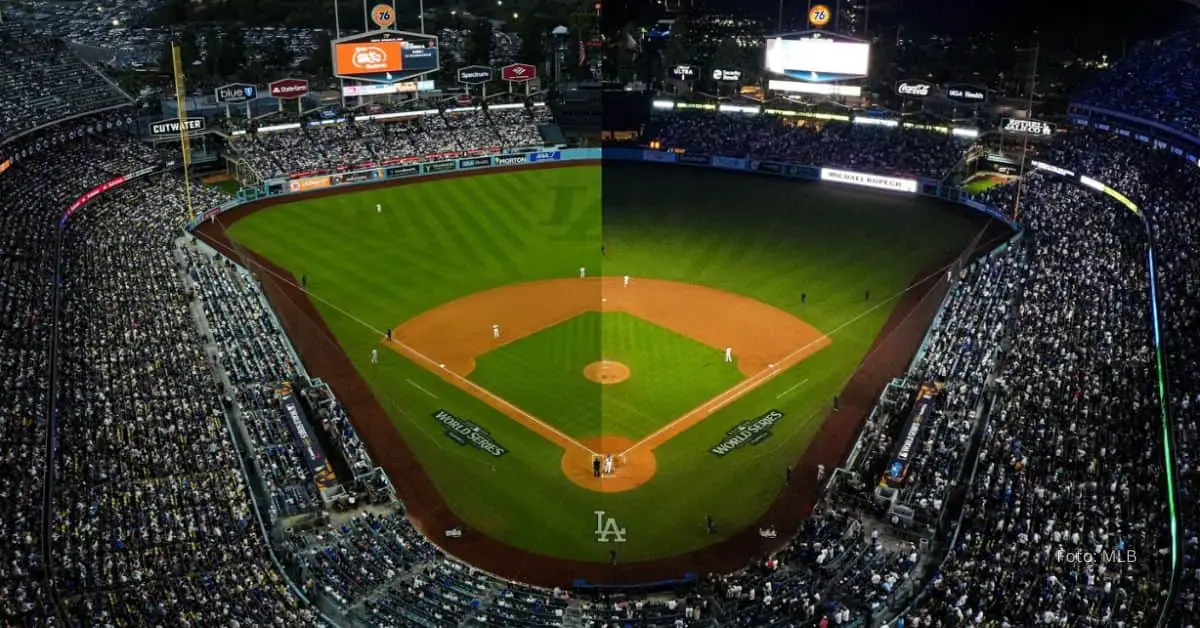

{"left": 470, "top": 311, "right": 744, "bottom": 441}
{"left": 226, "top": 164, "right": 986, "bottom": 562}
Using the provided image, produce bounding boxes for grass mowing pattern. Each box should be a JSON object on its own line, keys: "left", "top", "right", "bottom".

{"left": 470, "top": 311, "right": 745, "bottom": 441}
{"left": 226, "top": 164, "right": 986, "bottom": 561}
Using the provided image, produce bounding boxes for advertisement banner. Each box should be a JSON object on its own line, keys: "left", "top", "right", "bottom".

{"left": 280, "top": 392, "right": 329, "bottom": 475}
{"left": 336, "top": 41, "right": 404, "bottom": 74}
{"left": 215, "top": 83, "right": 257, "bottom": 104}
{"left": 457, "top": 65, "right": 494, "bottom": 84}
{"left": 527, "top": 150, "right": 562, "bottom": 162}
{"left": 150, "top": 117, "right": 206, "bottom": 137}
{"left": 425, "top": 160, "right": 457, "bottom": 173}
{"left": 711, "top": 156, "right": 748, "bottom": 170}
{"left": 459, "top": 156, "right": 492, "bottom": 169}
{"left": 755, "top": 161, "right": 784, "bottom": 174}
{"left": 711, "top": 68, "right": 741, "bottom": 82}
{"left": 820, "top": 168, "right": 918, "bottom": 193}
{"left": 289, "top": 176, "right": 333, "bottom": 192}
{"left": 944, "top": 84, "right": 987, "bottom": 104}
{"left": 895, "top": 79, "right": 934, "bottom": 98}
{"left": 670, "top": 64, "right": 697, "bottom": 80}
{"left": 1001, "top": 118, "right": 1055, "bottom": 137}
{"left": 332, "top": 170, "right": 376, "bottom": 185}
{"left": 493, "top": 154, "right": 528, "bottom": 166}
{"left": 386, "top": 165, "right": 419, "bottom": 178}
{"left": 501, "top": 63, "right": 537, "bottom": 82}
{"left": 678, "top": 153, "right": 711, "bottom": 165}
{"left": 269, "top": 78, "right": 310, "bottom": 99}
{"left": 642, "top": 150, "right": 678, "bottom": 163}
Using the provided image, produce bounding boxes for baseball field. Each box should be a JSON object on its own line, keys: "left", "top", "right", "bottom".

{"left": 203, "top": 161, "right": 987, "bottom": 584}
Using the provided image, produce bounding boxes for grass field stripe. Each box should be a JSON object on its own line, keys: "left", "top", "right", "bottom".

{"left": 386, "top": 339, "right": 601, "bottom": 457}
{"left": 199, "top": 228, "right": 602, "bottom": 457}
{"left": 776, "top": 378, "right": 810, "bottom": 400}
{"left": 620, "top": 259, "right": 954, "bottom": 458}
{"left": 406, "top": 379, "right": 438, "bottom": 399}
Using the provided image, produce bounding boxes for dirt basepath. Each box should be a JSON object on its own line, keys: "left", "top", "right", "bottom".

{"left": 193, "top": 164, "right": 960, "bottom": 587}
{"left": 387, "top": 276, "right": 829, "bottom": 464}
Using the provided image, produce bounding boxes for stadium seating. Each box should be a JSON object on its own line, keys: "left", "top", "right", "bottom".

{"left": 647, "top": 111, "right": 973, "bottom": 179}
{"left": 229, "top": 106, "right": 552, "bottom": 181}
{"left": 0, "top": 23, "right": 131, "bottom": 139}
{"left": 3, "top": 20, "right": 1199, "bottom": 619}
{"left": 1074, "top": 23, "right": 1200, "bottom": 139}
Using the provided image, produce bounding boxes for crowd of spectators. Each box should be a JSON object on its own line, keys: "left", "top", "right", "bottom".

{"left": 899, "top": 244, "right": 1024, "bottom": 524}
{"left": 1073, "top": 22, "right": 1200, "bottom": 139}
{"left": 5, "top": 46, "right": 1198, "bottom": 624}
{"left": 230, "top": 105, "right": 551, "bottom": 179}
{"left": 1029, "top": 130, "right": 1200, "bottom": 624}
{"left": 898, "top": 169, "right": 1170, "bottom": 626}
{"left": 0, "top": 22, "right": 132, "bottom": 139}
{"left": 648, "top": 111, "right": 973, "bottom": 179}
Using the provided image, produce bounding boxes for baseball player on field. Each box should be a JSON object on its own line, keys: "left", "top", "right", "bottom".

{"left": 724, "top": 347, "right": 733, "bottom": 363}
{"left": 371, "top": 348, "right": 378, "bottom": 364}
{"left": 492, "top": 323, "right": 500, "bottom": 339}
{"left": 604, "top": 454, "right": 614, "bottom": 475}
{"left": 579, "top": 266, "right": 586, "bottom": 279}
{"left": 624, "top": 275, "right": 630, "bottom": 287}
{"left": 376, "top": 203, "right": 382, "bottom": 213}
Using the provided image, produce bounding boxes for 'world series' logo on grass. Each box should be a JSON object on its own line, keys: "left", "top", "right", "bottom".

{"left": 593, "top": 511, "right": 627, "bottom": 542}
{"left": 709, "top": 410, "right": 785, "bottom": 456}
{"left": 432, "top": 410, "right": 508, "bottom": 457}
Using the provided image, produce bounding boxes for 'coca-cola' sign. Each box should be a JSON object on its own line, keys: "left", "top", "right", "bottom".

{"left": 895, "top": 80, "right": 933, "bottom": 97}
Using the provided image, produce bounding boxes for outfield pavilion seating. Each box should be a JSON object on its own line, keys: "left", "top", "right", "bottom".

{"left": 226, "top": 105, "right": 548, "bottom": 181}
{"left": 1073, "top": 23, "right": 1200, "bottom": 140}
{"left": 646, "top": 111, "right": 973, "bottom": 179}
{"left": 0, "top": 22, "right": 132, "bottom": 140}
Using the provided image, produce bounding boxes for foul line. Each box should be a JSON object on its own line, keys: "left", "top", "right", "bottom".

{"left": 776, "top": 378, "right": 809, "bottom": 400}
{"left": 195, "top": 230, "right": 600, "bottom": 458}
{"left": 406, "top": 379, "right": 438, "bottom": 399}
{"left": 619, "top": 261, "right": 953, "bottom": 459}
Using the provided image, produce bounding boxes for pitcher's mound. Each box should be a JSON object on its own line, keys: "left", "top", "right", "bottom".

{"left": 562, "top": 435, "right": 656, "bottom": 493}
{"left": 583, "top": 360, "right": 630, "bottom": 385}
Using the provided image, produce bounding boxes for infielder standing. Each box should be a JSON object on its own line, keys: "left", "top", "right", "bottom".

{"left": 492, "top": 324, "right": 500, "bottom": 339}
{"left": 376, "top": 203, "right": 382, "bottom": 213}
{"left": 371, "top": 348, "right": 378, "bottom": 364}
{"left": 623, "top": 275, "right": 630, "bottom": 287}
{"left": 579, "top": 266, "right": 586, "bottom": 279}
{"left": 724, "top": 347, "right": 733, "bottom": 363}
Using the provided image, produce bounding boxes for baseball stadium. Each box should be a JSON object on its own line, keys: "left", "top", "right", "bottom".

{"left": 0, "top": 0, "right": 1195, "bottom": 626}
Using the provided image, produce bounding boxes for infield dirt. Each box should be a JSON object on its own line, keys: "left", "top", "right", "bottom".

{"left": 193, "top": 163, "right": 964, "bottom": 586}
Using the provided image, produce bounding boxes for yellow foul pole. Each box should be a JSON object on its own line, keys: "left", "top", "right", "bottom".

{"left": 171, "top": 42, "right": 196, "bottom": 222}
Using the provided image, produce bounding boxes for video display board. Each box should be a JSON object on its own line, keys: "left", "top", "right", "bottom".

{"left": 764, "top": 35, "right": 869, "bottom": 81}
{"left": 333, "top": 29, "right": 439, "bottom": 83}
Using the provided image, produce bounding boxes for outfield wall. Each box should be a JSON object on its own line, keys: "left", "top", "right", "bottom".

{"left": 186, "top": 146, "right": 1018, "bottom": 232}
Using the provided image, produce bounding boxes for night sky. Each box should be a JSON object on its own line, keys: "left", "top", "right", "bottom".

{"left": 606, "top": 0, "right": 1198, "bottom": 54}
